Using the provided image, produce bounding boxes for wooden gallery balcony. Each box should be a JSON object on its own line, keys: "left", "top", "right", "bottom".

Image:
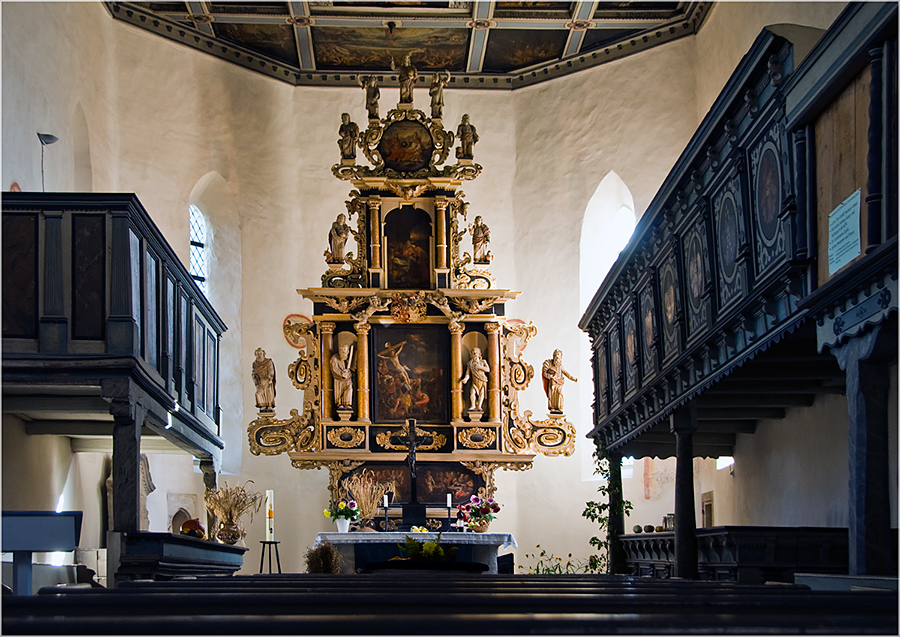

{"left": 2, "top": 192, "right": 226, "bottom": 533}
{"left": 579, "top": 3, "right": 897, "bottom": 579}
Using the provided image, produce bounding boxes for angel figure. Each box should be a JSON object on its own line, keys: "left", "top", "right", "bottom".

{"left": 391, "top": 53, "right": 417, "bottom": 104}
{"left": 429, "top": 71, "right": 450, "bottom": 119}
{"left": 542, "top": 349, "right": 576, "bottom": 414}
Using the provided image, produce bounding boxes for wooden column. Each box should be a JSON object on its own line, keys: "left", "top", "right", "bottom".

{"left": 607, "top": 448, "right": 627, "bottom": 574}
{"left": 450, "top": 321, "right": 464, "bottom": 423}
{"left": 111, "top": 405, "right": 144, "bottom": 534}
{"left": 670, "top": 405, "right": 698, "bottom": 579}
{"left": 320, "top": 322, "right": 335, "bottom": 421}
{"left": 485, "top": 322, "right": 501, "bottom": 423}
{"left": 434, "top": 198, "right": 448, "bottom": 270}
{"left": 367, "top": 199, "right": 382, "bottom": 270}
{"left": 833, "top": 325, "right": 895, "bottom": 575}
{"left": 865, "top": 45, "right": 884, "bottom": 253}
{"left": 355, "top": 322, "right": 371, "bottom": 422}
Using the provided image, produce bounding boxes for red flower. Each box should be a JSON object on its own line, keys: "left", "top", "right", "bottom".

{"left": 481, "top": 506, "right": 490, "bottom": 515}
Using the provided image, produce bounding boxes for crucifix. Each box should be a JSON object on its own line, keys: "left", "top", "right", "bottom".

{"left": 391, "top": 418, "right": 433, "bottom": 529}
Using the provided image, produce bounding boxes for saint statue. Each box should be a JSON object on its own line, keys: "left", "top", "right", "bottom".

{"left": 359, "top": 75, "right": 380, "bottom": 120}
{"left": 456, "top": 114, "right": 479, "bottom": 159}
{"left": 469, "top": 215, "right": 491, "bottom": 263}
{"left": 541, "top": 349, "right": 576, "bottom": 414}
{"left": 330, "top": 344, "right": 354, "bottom": 410}
{"left": 327, "top": 213, "right": 351, "bottom": 264}
{"left": 391, "top": 53, "right": 417, "bottom": 104}
{"left": 337, "top": 113, "right": 359, "bottom": 160}
{"left": 252, "top": 348, "right": 276, "bottom": 412}
{"left": 429, "top": 71, "right": 450, "bottom": 119}
{"left": 460, "top": 347, "right": 490, "bottom": 413}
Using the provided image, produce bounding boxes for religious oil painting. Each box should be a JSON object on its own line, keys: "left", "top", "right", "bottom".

{"left": 378, "top": 121, "right": 434, "bottom": 173}
{"left": 311, "top": 27, "right": 468, "bottom": 71}
{"left": 372, "top": 325, "right": 448, "bottom": 423}
{"left": 482, "top": 29, "right": 568, "bottom": 73}
{"left": 213, "top": 23, "right": 299, "bottom": 66}
{"left": 385, "top": 206, "right": 432, "bottom": 289}
{"left": 355, "top": 463, "right": 477, "bottom": 505}
{"left": 755, "top": 146, "right": 781, "bottom": 244}
{"left": 718, "top": 195, "right": 739, "bottom": 280}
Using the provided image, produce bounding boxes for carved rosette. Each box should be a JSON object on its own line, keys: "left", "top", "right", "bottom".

{"left": 248, "top": 406, "right": 320, "bottom": 456}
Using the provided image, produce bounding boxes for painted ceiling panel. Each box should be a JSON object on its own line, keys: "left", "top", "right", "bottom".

{"left": 312, "top": 26, "right": 469, "bottom": 72}
{"left": 483, "top": 29, "right": 568, "bottom": 73}
{"left": 106, "top": 1, "right": 710, "bottom": 89}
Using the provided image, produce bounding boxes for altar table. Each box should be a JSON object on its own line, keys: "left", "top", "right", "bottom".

{"left": 312, "top": 532, "right": 517, "bottom": 574}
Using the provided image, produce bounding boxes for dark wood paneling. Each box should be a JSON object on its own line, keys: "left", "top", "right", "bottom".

{"left": 72, "top": 214, "right": 106, "bottom": 340}
{"left": 2, "top": 213, "right": 38, "bottom": 338}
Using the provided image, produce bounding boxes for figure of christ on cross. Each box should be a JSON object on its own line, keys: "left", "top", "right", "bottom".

{"left": 390, "top": 419, "right": 433, "bottom": 528}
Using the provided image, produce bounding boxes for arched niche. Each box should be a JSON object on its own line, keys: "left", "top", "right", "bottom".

{"left": 384, "top": 205, "right": 432, "bottom": 289}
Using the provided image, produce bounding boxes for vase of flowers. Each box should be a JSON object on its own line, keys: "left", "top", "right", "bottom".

{"left": 457, "top": 494, "right": 501, "bottom": 533}
{"left": 324, "top": 499, "right": 359, "bottom": 532}
{"left": 205, "top": 481, "right": 262, "bottom": 545}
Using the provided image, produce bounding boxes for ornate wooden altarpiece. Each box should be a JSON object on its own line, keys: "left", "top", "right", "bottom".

{"left": 248, "top": 71, "right": 575, "bottom": 529}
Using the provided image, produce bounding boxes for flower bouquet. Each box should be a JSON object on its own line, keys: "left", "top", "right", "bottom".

{"left": 323, "top": 499, "right": 360, "bottom": 532}
{"left": 457, "top": 494, "right": 501, "bottom": 532}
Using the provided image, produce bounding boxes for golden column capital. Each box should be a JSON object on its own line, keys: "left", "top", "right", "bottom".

{"left": 486, "top": 322, "right": 501, "bottom": 423}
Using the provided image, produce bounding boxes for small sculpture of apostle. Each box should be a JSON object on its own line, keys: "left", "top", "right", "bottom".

{"left": 429, "top": 70, "right": 450, "bottom": 119}
{"left": 461, "top": 347, "right": 490, "bottom": 413}
{"left": 456, "top": 114, "right": 479, "bottom": 159}
{"left": 542, "top": 349, "right": 576, "bottom": 414}
{"left": 469, "top": 215, "right": 492, "bottom": 263}
{"left": 252, "top": 348, "right": 276, "bottom": 412}
{"left": 391, "top": 53, "right": 417, "bottom": 104}
{"left": 330, "top": 344, "right": 354, "bottom": 410}
{"left": 359, "top": 75, "right": 380, "bottom": 120}
{"left": 337, "top": 113, "right": 359, "bottom": 160}
{"left": 327, "top": 213, "right": 351, "bottom": 264}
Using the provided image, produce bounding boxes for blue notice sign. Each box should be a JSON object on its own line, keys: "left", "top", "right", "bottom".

{"left": 827, "top": 189, "right": 861, "bottom": 276}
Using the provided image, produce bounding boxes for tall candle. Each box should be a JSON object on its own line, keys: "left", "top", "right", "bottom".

{"left": 447, "top": 493, "right": 452, "bottom": 508}
{"left": 265, "top": 490, "right": 275, "bottom": 541}
{"left": 383, "top": 494, "right": 389, "bottom": 508}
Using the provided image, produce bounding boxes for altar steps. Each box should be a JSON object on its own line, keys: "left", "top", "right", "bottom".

{"left": 4, "top": 574, "right": 896, "bottom": 634}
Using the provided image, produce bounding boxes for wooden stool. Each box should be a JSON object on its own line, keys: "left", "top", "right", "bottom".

{"left": 259, "top": 541, "right": 282, "bottom": 574}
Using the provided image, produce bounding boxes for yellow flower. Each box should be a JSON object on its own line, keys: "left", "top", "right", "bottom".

{"left": 323, "top": 509, "right": 331, "bottom": 517}
{"left": 338, "top": 502, "right": 346, "bottom": 510}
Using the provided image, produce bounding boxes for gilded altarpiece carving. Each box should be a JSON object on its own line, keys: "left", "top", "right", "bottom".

{"left": 247, "top": 72, "right": 575, "bottom": 523}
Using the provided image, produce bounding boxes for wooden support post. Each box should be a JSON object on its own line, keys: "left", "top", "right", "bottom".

{"left": 111, "top": 404, "right": 145, "bottom": 534}
{"left": 832, "top": 325, "right": 895, "bottom": 575}
{"left": 865, "top": 45, "right": 884, "bottom": 253}
{"left": 671, "top": 405, "right": 698, "bottom": 579}
{"left": 607, "top": 448, "right": 627, "bottom": 574}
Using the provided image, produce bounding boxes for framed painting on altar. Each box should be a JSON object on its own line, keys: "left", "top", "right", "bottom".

{"left": 372, "top": 325, "right": 449, "bottom": 423}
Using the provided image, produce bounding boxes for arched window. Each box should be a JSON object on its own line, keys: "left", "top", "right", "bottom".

{"left": 189, "top": 204, "right": 208, "bottom": 293}
{"left": 579, "top": 171, "right": 637, "bottom": 481}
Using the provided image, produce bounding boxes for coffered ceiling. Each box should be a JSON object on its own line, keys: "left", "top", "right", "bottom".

{"left": 105, "top": 1, "right": 711, "bottom": 89}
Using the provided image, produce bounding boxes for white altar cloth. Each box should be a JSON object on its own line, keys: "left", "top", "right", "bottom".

{"left": 312, "top": 532, "right": 517, "bottom": 574}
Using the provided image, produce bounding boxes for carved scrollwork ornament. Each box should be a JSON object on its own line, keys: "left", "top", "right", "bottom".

{"left": 326, "top": 426, "right": 366, "bottom": 449}
{"left": 375, "top": 424, "right": 447, "bottom": 451}
{"left": 326, "top": 460, "right": 367, "bottom": 500}
{"left": 248, "top": 406, "right": 319, "bottom": 456}
{"left": 389, "top": 291, "right": 428, "bottom": 323}
{"left": 458, "top": 427, "right": 496, "bottom": 449}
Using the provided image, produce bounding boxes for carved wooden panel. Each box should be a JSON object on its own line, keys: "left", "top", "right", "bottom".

{"left": 72, "top": 214, "right": 106, "bottom": 340}
{"left": 658, "top": 250, "right": 681, "bottom": 363}
{"left": 682, "top": 217, "right": 711, "bottom": 342}
{"left": 713, "top": 172, "right": 749, "bottom": 312}
{"left": 608, "top": 317, "right": 622, "bottom": 410}
{"left": 2, "top": 213, "right": 38, "bottom": 339}
{"left": 595, "top": 338, "right": 608, "bottom": 420}
{"left": 638, "top": 281, "right": 657, "bottom": 382}
{"left": 750, "top": 124, "right": 789, "bottom": 278}
{"left": 622, "top": 302, "right": 638, "bottom": 396}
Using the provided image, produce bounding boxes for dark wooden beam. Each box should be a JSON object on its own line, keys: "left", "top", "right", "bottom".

{"left": 696, "top": 407, "right": 786, "bottom": 420}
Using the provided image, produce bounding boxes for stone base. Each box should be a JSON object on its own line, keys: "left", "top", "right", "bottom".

{"left": 548, "top": 411, "right": 565, "bottom": 419}
{"left": 340, "top": 158, "right": 356, "bottom": 166}
{"left": 466, "top": 409, "right": 484, "bottom": 422}
{"left": 396, "top": 103, "right": 414, "bottom": 111}
{"left": 335, "top": 408, "right": 353, "bottom": 421}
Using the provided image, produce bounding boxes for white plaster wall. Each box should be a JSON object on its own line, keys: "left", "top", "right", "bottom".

{"left": 1, "top": 415, "right": 73, "bottom": 511}
{"left": 4, "top": 1, "right": 878, "bottom": 575}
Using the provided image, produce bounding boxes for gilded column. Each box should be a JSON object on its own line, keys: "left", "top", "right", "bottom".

{"left": 486, "top": 322, "right": 501, "bottom": 423}
{"left": 320, "top": 322, "right": 335, "bottom": 421}
{"left": 355, "top": 322, "right": 371, "bottom": 422}
{"left": 449, "top": 321, "right": 464, "bottom": 423}
{"left": 434, "top": 198, "right": 448, "bottom": 270}
{"left": 367, "top": 199, "right": 382, "bottom": 270}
